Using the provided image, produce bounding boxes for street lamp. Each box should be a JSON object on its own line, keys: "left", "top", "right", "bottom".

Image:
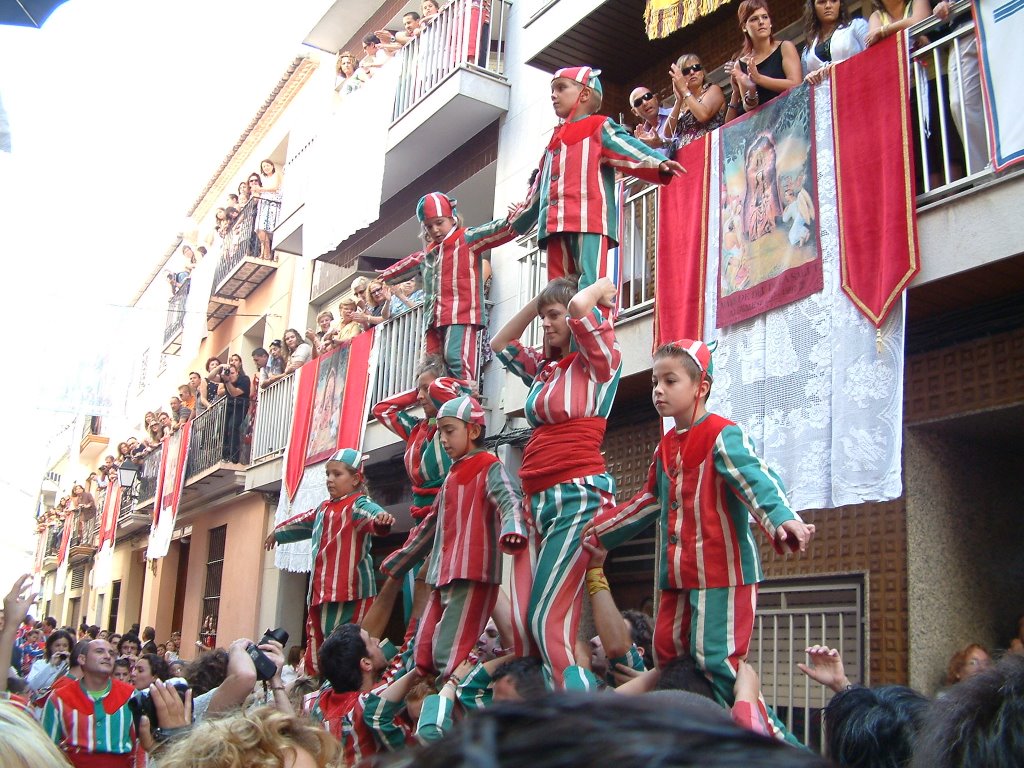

{"left": 117, "top": 461, "right": 141, "bottom": 493}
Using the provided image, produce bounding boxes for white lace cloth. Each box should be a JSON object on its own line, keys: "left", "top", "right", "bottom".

{"left": 273, "top": 459, "right": 327, "bottom": 573}
{"left": 702, "top": 86, "right": 904, "bottom": 511}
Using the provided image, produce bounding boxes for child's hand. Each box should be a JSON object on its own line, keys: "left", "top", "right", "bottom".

{"left": 660, "top": 160, "right": 686, "bottom": 176}
{"left": 376, "top": 512, "right": 395, "bottom": 527}
{"left": 502, "top": 533, "right": 526, "bottom": 551}
{"left": 776, "top": 520, "right": 815, "bottom": 552}
{"left": 797, "top": 645, "right": 851, "bottom": 692}
{"left": 591, "top": 277, "right": 618, "bottom": 309}
{"left": 264, "top": 533, "right": 277, "bottom": 550}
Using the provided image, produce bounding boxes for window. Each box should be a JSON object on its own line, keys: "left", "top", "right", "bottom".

{"left": 751, "top": 577, "right": 865, "bottom": 752}
{"left": 515, "top": 235, "right": 545, "bottom": 348}
{"left": 107, "top": 580, "right": 121, "bottom": 632}
{"left": 70, "top": 565, "right": 85, "bottom": 591}
{"left": 200, "top": 526, "right": 227, "bottom": 648}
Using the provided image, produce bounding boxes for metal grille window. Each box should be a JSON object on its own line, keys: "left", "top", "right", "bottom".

{"left": 70, "top": 566, "right": 85, "bottom": 591}
{"left": 618, "top": 180, "right": 658, "bottom": 314}
{"left": 107, "top": 580, "right": 121, "bottom": 633}
{"left": 752, "top": 577, "right": 864, "bottom": 752}
{"left": 200, "top": 526, "right": 227, "bottom": 648}
{"left": 515, "top": 236, "right": 545, "bottom": 348}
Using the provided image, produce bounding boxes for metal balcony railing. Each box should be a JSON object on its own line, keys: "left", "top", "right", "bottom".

{"left": 213, "top": 197, "right": 281, "bottom": 289}
{"left": 68, "top": 509, "right": 98, "bottom": 550}
{"left": 392, "top": 0, "right": 512, "bottom": 121}
{"left": 137, "top": 445, "right": 163, "bottom": 502}
{"left": 185, "top": 396, "right": 229, "bottom": 479}
{"left": 117, "top": 485, "right": 142, "bottom": 526}
{"left": 369, "top": 302, "right": 427, "bottom": 409}
{"left": 251, "top": 372, "right": 296, "bottom": 464}
{"left": 618, "top": 180, "right": 658, "bottom": 315}
{"left": 44, "top": 526, "right": 62, "bottom": 558}
{"left": 164, "top": 283, "right": 188, "bottom": 346}
{"left": 909, "top": 3, "right": 994, "bottom": 203}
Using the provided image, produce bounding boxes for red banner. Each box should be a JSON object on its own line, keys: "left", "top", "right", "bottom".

{"left": 832, "top": 33, "right": 920, "bottom": 327}
{"left": 98, "top": 481, "right": 122, "bottom": 549}
{"left": 654, "top": 134, "right": 712, "bottom": 347}
{"left": 53, "top": 514, "right": 73, "bottom": 595}
{"left": 147, "top": 421, "right": 192, "bottom": 559}
{"left": 337, "top": 328, "right": 374, "bottom": 452}
{"left": 284, "top": 356, "right": 319, "bottom": 501}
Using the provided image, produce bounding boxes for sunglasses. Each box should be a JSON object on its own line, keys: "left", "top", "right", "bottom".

{"left": 632, "top": 92, "right": 655, "bottom": 108}
{"left": 679, "top": 63, "right": 703, "bottom": 75}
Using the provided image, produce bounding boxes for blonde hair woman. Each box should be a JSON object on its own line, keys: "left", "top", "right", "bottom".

{"left": 0, "top": 704, "right": 72, "bottom": 768}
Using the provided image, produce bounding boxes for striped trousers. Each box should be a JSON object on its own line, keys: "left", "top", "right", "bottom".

{"left": 305, "top": 598, "right": 373, "bottom": 674}
{"left": 510, "top": 474, "right": 615, "bottom": 689}
{"left": 424, "top": 324, "right": 482, "bottom": 381}
{"left": 414, "top": 580, "right": 499, "bottom": 681}
{"left": 544, "top": 233, "right": 612, "bottom": 293}
{"left": 656, "top": 585, "right": 798, "bottom": 745}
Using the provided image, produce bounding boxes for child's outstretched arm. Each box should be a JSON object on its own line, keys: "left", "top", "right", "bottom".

{"left": 378, "top": 250, "right": 427, "bottom": 282}
{"left": 265, "top": 504, "right": 319, "bottom": 549}
{"left": 599, "top": 119, "right": 687, "bottom": 182}
{"left": 586, "top": 455, "right": 661, "bottom": 550}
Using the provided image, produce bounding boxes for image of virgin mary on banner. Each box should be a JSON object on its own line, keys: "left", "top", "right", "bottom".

{"left": 718, "top": 84, "right": 822, "bottom": 327}
{"left": 305, "top": 345, "right": 351, "bottom": 463}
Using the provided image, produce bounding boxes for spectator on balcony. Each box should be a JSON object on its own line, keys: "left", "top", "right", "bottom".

{"left": 116, "top": 441, "right": 131, "bottom": 464}
{"left": 155, "top": 413, "right": 173, "bottom": 440}
{"left": 360, "top": 34, "right": 390, "bottom": 78}
{"left": 206, "top": 357, "right": 228, "bottom": 402}
{"left": 422, "top": 0, "right": 440, "bottom": 22}
{"left": 866, "top": 0, "right": 930, "bottom": 47}
{"left": 178, "top": 383, "right": 196, "bottom": 416}
{"left": 331, "top": 298, "right": 364, "bottom": 344}
{"left": 169, "top": 395, "right": 192, "bottom": 429}
{"left": 214, "top": 207, "right": 230, "bottom": 238}
{"left": 399, "top": 11, "right": 424, "bottom": 43}
{"left": 283, "top": 328, "right": 314, "bottom": 374}
{"left": 724, "top": 0, "right": 802, "bottom": 118}
{"left": 227, "top": 192, "right": 240, "bottom": 210}
{"left": 186, "top": 371, "right": 209, "bottom": 416}
{"left": 166, "top": 244, "right": 196, "bottom": 295}
{"left": 222, "top": 363, "right": 251, "bottom": 464}
{"left": 363, "top": 280, "right": 395, "bottom": 327}
{"left": 667, "top": 54, "right": 726, "bottom": 147}
{"left": 258, "top": 341, "right": 288, "bottom": 390}
{"left": 237, "top": 179, "right": 251, "bottom": 209}
{"left": 68, "top": 483, "right": 96, "bottom": 542}
{"left": 254, "top": 160, "right": 282, "bottom": 261}
{"left": 629, "top": 86, "right": 674, "bottom": 151}
{"left": 945, "top": 643, "right": 992, "bottom": 687}
{"left": 307, "top": 311, "right": 336, "bottom": 357}
{"left": 801, "top": 0, "right": 869, "bottom": 84}
{"left": 335, "top": 50, "right": 363, "bottom": 96}
{"left": 389, "top": 276, "right": 424, "bottom": 316}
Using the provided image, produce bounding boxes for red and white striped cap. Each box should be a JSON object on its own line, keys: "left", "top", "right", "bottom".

{"left": 417, "top": 192, "right": 457, "bottom": 222}
{"left": 552, "top": 66, "right": 603, "bottom": 96}
{"left": 667, "top": 339, "right": 714, "bottom": 380}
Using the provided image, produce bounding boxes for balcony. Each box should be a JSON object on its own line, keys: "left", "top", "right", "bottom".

{"left": 163, "top": 283, "right": 188, "bottom": 354}
{"left": 117, "top": 484, "right": 150, "bottom": 532}
{"left": 41, "top": 525, "right": 62, "bottom": 571}
{"left": 310, "top": 260, "right": 359, "bottom": 304}
{"left": 68, "top": 510, "right": 98, "bottom": 563}
{"left": 382, "top": 0, "right": 512, "bottom": 201}
{"left": 211, "top": 197, "right": 282, "bottom": 304}
{"left": 251, "top": 372, "right": 296, "bottom": 465}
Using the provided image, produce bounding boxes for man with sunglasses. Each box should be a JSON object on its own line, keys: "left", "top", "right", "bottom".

{"left": 629, "top": 86, "right": 674, "bottom": 151}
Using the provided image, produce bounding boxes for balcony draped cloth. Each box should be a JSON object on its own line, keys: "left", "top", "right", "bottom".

{"left": 644, "top": 0, "right": 734, "bottom": 40}
{"left": 303, "top": 60, "right": 401, "bottom": 260}
{"left": 275, "top": 331, "right": 376, "bottom": 573}
{"left": 654, "top": 73, "right": 906, "bottom": 510}
{"left": 975, "top": 0, "right": 1024, "bottom": 170}
{"left": 92, "top": 482, "right": 123, "bottom": 588}
{"left": 147, "top": 422, "right": 193, "bottom": 559}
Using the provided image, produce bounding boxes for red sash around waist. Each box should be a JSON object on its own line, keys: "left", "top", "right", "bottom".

{"left": 520, "top": 417, "right": 607, "bottom": 495}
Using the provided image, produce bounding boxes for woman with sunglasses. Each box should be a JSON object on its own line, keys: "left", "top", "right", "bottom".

{"left": 801, "top": 0, "right": 869, "bottom": 85}
{"left": 629, "top": 87, "right": 674, "bottom": 151}
{"left": 666, "top": 54, "right": 726, "bottom": 148}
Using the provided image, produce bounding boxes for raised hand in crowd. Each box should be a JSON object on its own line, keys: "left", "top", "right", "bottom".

{"left": 797, "top": 644, "right": 852, "bottom": 692}
{"left": 138, "top": 680, "right": 193, "bottom": 753}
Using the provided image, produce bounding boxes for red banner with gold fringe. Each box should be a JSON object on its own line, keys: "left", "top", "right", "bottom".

{"left": 832, "top": 33, "right": 920, "bottom": 327}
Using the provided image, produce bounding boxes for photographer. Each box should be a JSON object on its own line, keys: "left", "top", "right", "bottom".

{"left": 204, "top": 357, "right": 227, "bottom": 402}
{"left": 26, "top": 628, "right": 75, "bottom": 697}
{"left": 193, "top": 633, "right": 291, "bottom": 722}
{"left": 222, "top": 364, "right": 251, "bottom": 464}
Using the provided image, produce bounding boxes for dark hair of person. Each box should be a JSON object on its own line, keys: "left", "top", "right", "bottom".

{"left": 491, "top": 657, "right": 546, "bottom": 700}
{"left": 45, "top": 616, "right": 57, "bottom": 629}
{"left": 536, "top": 276, "right": 578, "bottom": 312}
{"left": 184, "top": 649, "right": 230, "bottom": 696}
{"left": 911, "top": 653, "right": 1024, "bottom": 768}
{"left": 824, "top": 685, "right": 928, "bottom": 768}
{"left": 114, "top": 657, "right": 132, "bottom": 673}
{"left": 70, "top": 639, "right": 90, "bottom": 669}
{"left": 118, "top": 633, "right": 140, "bottom": 655}
{"left": 655, "top": 654, "right": 717, "bottom": 699}
{"left": 286, "top": 645, "right": 303, "bottom": 667}
{"left": 372, "top": 691, "right": 830, "bottom": 767}
{"left": 44, "top": 629, "right": 76, "bottom": 661}
{"left": 253, "top": 347, "right": 269, "bottom": 359}
{"left": 363, "top": 33, "right": 382, "bottom": 46}
{"left": 142, "top": 626, "right": 155, "bottom": 641}
{"left": 319, "top": 624, "right": 368, "bottom": 693}
{"left": 404, "top": 11, "right": 421, "bottom": 20}
{"left": 802, "top": 0, "right": 851, "bottom": 42}
{"left": 620, "top": 610, "right": 655, "bottom": 670}
{"left": 86, "top": 625, "right": 100, "bottom": 639}
{"left": 138, "top": 653, "right": 170, "bottom": 681}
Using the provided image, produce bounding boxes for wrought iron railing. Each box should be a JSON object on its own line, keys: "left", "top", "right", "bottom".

{"left": 251, "top": 372, "right": 296, "bottom": 464}
{"left": 44, "top": 526, "right": 62, "bottom": 558}
{"left": 185, "top": 396, "right": 230, "bottom": 479}
{"left": 392, "top": 0, "right": 512, "bottom": 121}
{"left": 213, "top": 197, "right": 281, "bottom": 289}
{"left": 909, "top": 2, "right": 993, "bottom": 203}
{"left": 137, "top": 445, "right": 163, "bottom": 502}
{"left": 117, "top": 484, "right": 139, "bottom": 525}
{"left": 68, "top": 509, "right": 98, "bottom": 550}
{"left": 164, "top": 284, "right": 188, "bottom": 345}
{"left": 618, "top": 181, "right": 658, "bottom": 314}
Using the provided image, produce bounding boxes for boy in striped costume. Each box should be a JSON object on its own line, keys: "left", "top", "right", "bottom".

{"left": 397, "top": 392, "right": 528, "bottom": 680}
{"left": 491, "top": 276, "right": 621, "bottom": 688}
{"left": 265, "top": 449, "right": 394, "bottom": 674}
{"left": 510, "top": 66, "right": 685, "bottom": 293}
{"left": 585, "top": 340, "right": 816, "bottom": 744}
{"left": 378, "top": 192, "right": 519, "bottom": 379}
{"left": 42, "top": 638, "right": 136, "bottom": 768}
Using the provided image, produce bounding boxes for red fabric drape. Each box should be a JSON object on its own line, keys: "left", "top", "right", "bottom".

{"left": 284, "top": 357, "right": 319, "bottom": 501}
{"left": 832, "top": 33, "right": 920, "bottom": 326}
{"left": 337, "top": 328, "right": 375, "bottom": 453}
{"left": 654, "top": 133, "right": 712, "bottom": 347}
{"left": 98, "top": 481, "right": 122, "bottom": 548}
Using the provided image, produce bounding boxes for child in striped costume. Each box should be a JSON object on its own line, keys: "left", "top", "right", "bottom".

{"left": 397, "top": 393, "right": 528, "bottom": 681}
{"left": 585, "top": 339, "right": 816, "bottom": 744}
{"left": 491, "top": 275, "right": 621, "bottom": 688}
{"left": 510, "top": 66, "right": 685, "bottom": 293}
{"left": 378, "top": 192, "right": 520, "bottom": 380}
{"left": 265, "top": 449, "right": 394, "bottom": 674}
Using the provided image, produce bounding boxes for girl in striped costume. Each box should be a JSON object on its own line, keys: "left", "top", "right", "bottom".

{"left": 265, "top": 449, "right": 394, "bottom": 674}
{"left": 491, "top": 275, "right": 621, "bottom": 688}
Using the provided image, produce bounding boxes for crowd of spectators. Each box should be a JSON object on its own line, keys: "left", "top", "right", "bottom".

{"left": 3, "top": 565, "right": 1022, "bottom": 767}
